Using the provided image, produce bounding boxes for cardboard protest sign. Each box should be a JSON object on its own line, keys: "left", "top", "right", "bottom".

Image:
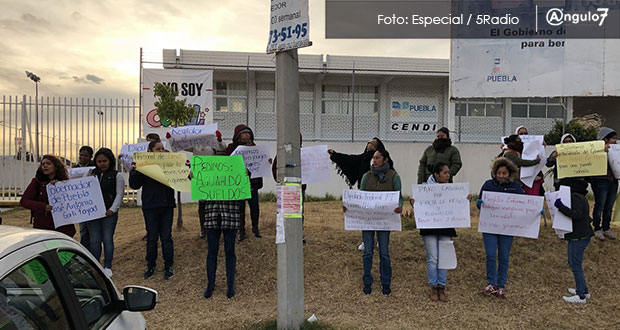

{"left": 342, "top": 189, "right": 401, "bottom": 231}
{"left": 277, "top": 183, "right": 303, "bottom": 218}
{"left": 47, "top": 176, "right": 106, "bottom": 228}
{"left": 301, "top": 145, "right": 332, "bottom": 184}
{"left": 166, "top": 124, "right": 220, "bottom": 152}
{"left": 67, "top": 167, "right": 94, "bottom": 179}
{"left": 411, "top": 183, "right": 470, "bottom": 229}
{"left": 133, "top": 152, "right": 191, "bottom": 192}
{"left": 478, "top": 191, "right": 544, "bottom": 239}
{"left": 608, "top": 144, "right": 620, "bottom": 179}
{"left": 190, "top": 155, "right": 251, "bottom": 201}
{"left": 230, "top": 145, "right": 272, "bottom": 179}
{"left": 119, "top": 141, "right": 168, "bottom": 171}
{"left": 545, "top": 185, "right": 573, "bottom": 238}
{"left": 556, "top": 141, "right": 607, "bottom": 179}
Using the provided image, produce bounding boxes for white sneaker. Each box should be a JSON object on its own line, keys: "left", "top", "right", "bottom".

{"left": 563, "top": 295, "right": 587, "bottom": 304}
{"left": 594, "top": 230, "right": 605, "bottom": 241}
{"left": 103, "top": 268, "right": 113, "bottom": 278}
{"left": 568, "top": 288, "right": 591, "bottom": 299}
{"left": 358, "top": 242, "right": 365, "bottom": 251}
{"left": 603, "top": 230, "right": 617, "bottom": 240}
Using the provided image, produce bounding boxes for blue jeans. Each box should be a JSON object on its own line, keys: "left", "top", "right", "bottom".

{"left": 87, "top": 213, "right": 118, "bottom": 269}
{"left": 79, "top": 222, "right": 90, "bottom": 248}
{"left": 362, "top": 231, "right": 391, "bottom": 287}
{"left": 482, "top": 233, "right": 514, "bottom": 288}
{"left": 143, "top": 208, "right": 174, "bottom": 269}
{"left": 568, "top": 238, "right": 590, "bottom": 298}
{"left": 591, "top": 178, "right": 618, "bottom": 231}
{"left": 422, "top": 235, "right": 451, "bottom": 286}
{"left": 206, "top": 228, "right": 237, "bottom": 291}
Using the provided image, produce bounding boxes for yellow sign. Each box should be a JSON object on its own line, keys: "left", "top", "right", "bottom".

{"left": 134, "top": 152, "right": 191, "bottom": 192}
{"left": 556, "top": 141, "right": 607, "bottom": 179}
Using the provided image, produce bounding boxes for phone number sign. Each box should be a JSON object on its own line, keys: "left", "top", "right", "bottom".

{"left": 267, "top": 0, "right": 311, "bottom": 53}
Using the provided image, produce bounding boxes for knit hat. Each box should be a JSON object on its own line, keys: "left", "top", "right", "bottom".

{"left": 597, "top": 127, "right": 617, "bottom": 140}
{"left": 437, "top": 127, "right": 450, "bottom": 139}
{"left": 560, "top": 133, "right": 576, "bottom": 144}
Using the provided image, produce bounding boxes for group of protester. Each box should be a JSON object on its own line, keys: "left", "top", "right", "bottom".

{"left": 16, "top": 122, "right": 618, "bottom": 304}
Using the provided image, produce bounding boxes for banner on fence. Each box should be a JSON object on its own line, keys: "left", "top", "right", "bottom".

{"left": 47, "top": 176, "right": 106, "bottom": 228}
{"left": 134, "top": 152, "right": 191, "bottom": 192}
{"left": 478, "top": 191, "right": 544, "bottom": 239}
{"left": 190, "top": 155, "right": 251, "bottom": 201}
{"left": 411, "top": 183, "right": 470, "bottom": 229}
{"left": 342, "top": 189, "right": 401, "bottom": 231}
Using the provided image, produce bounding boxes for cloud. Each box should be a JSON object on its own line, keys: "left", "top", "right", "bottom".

{"left": 20, "top": 13, "right": 50, "bottom": 26}
{"left": 68, "top": 74, "right": 104, "bottom": 84}
{"left": 85, "top": 74, "right": 103, "bottom": 84}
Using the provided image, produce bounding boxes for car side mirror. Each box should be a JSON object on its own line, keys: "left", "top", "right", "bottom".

{"left": 122, "top": 286, "right": 158, "bottom": 312}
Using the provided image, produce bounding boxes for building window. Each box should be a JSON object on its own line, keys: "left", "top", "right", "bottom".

{"left": 256, "top": 83, "right": 314, "bottom": 114}
{"left": 214, "top": 81, "right": 247, "bottom": 112}
{"left": 511, "top": 97, "right": 564, "bottom": 118}
{"left": 321, "top": 85, "right": 378, "bottom": 115}
{"left": 455, "top": 98, "right": 503, "bottom": 117}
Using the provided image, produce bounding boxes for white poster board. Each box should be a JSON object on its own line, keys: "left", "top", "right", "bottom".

{"left": 608, "top": 144, "right": 620, "bottom": 179}
{"left": 438, "top": 240, "right": 457, "bottom": 270}
{"left": 266, "top": 0, "right": 310, "bottom": 53}
{"left": 411, "top": 183, "right": 470, "bottom": 229}
{"left": 301, "top": 145, "right": 331, "bottom": 184}
{"left": 167, "top": 124, "right": 219, "bottom": 152}
{"left": 231, "top": 145, "right": 272, "bottom": 179}
{"left": 67, "top": 167, "right": 95, "bottom": 179}
{"left": 545, "top": 185, "right": 573, "bottom": 238}
{"left": 520, "top": 135, "right": 546, "bottom": 188}
{"left": 342, "top": 189, "right": 401, "bottom": 231}
{"left": 142, "top": 69, "right": 213, "bottom": 137}
{"left": 47, "top": 176, "right": 106, "bottom": 228}
{"left": 478, "top": 191, "right": 544, "bottom": 239}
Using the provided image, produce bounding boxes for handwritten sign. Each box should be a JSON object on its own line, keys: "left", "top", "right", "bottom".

{"left": 119, "top": 141, "right": 168, "bottom": 171}
{"left": 230, "top": 144, "right": 272, "bottom": 179}
{"left": 545, "top": 185, "right": 573, "bottom": 238}
{"left": 47, "top": 176, "right": 106, "bottom": 228}
{"left": 301, "top": 145, "right": 332, "bottom": 184}
{"left": 556, "top": 141, "right": 607, "bottom": 179}
{"left": 134, "top": 152, "right": 191, "bottom": 192}
{"left": 478, "top": 191, "right": 544, "bottom": 239}
{"left": 190, "top": 155, "right": 251, "bottom": 201}
{"left": 608, "top": 144, "right": 620, "bottom": 179}
{"left": 342, "top": 189, "right": 401, "bottom": 231}
{"left": 520, "top": 135, "right": 546, "bottom": 188}
{"left": 277, "top": 183, "right": 303, "bottom": 218}
{"left": 411, "top": 183, "right": 470, "bottom": 229}
{"left": 167, "top": 124, "right": 219, "bottom": 152}
{"left": 67, "top": 167, "right": 94, "bottom": 179}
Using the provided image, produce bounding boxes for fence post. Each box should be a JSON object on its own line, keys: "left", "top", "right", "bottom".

{"left": 21, "top": 96, "right": 27, "bottom": 191}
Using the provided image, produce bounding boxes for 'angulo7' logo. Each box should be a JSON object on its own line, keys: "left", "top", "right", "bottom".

{"left": 546, "top": 8, "right": 609, "bottom": 26}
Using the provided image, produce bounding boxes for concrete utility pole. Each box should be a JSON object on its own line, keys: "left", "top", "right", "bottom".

{"left": 275, "top": 49, "right": 304, "bottom": 330}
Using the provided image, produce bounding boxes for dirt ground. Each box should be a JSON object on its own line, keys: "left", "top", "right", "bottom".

{"left": 3, "top": 201, "right": 620, "bottom": 330}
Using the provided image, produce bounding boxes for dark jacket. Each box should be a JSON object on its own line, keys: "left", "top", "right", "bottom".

{"left": 226, "top": 124, "right": 263, "bottom": 190}
{"left": 128, "top": 170, "right": 176, "bottom": 210}
{"left": 417, "top": 144, "right": 462, "bottom": 184}
{"left": 73, "top": 161, "right": 95, "bottom": 168}
{"left": 557, "top": 193, "right": 595, "bottom": 240}
{"left": 478, "top": 158, "right": 525, "bottom": 207}
{"left": 93, "top": 169, "right": 119, "bottom": 211}
{"left": 20, "top": 178, "right": 76, "bottom": 237}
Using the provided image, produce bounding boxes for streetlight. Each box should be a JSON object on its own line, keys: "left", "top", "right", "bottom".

{"left": 25, "top": 71, "right": 40, "bottom": 161}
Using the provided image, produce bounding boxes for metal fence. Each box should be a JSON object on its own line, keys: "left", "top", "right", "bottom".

{"left": 0, "top": 95, "right": 140, "bottom": 203}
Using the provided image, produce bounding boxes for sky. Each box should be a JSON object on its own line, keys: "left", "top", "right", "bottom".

{"left": 0, "top": 0, "right": 449, "bottom": 99}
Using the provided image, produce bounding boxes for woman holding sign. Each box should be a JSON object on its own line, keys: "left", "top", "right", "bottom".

{"left": 410, "top": 162, "right": 471, "bottom": 302}
{"left": 20, "top": 155, "right": 75, "bottom": 237}
{"left": 129, "top": 140, "right": 176, "bottom": 281}
{"left": 86, "top": 148, "right": 124, "bottom": 278}
{"left": 590, "top": 127, "right": 618, "bottom": 241}
{"left": 343, "top": 149, "right": 403, "bottom": 296}
{"left": 477, "top": 157, "right": 524, "bottom": 299}
{"left": 546, "top": 133, "right": 578, "bottom": 191}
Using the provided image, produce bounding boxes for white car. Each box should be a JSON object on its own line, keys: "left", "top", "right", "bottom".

{"left": 0, "top": 225, "right": 157, "bottom": 329}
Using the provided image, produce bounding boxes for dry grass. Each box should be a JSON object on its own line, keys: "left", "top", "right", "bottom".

{"left": 3, "top": 201, "right": 620, "bottom": 330}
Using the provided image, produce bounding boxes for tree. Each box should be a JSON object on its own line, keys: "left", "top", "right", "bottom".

{"left": 544, "top": 116, "right": 600, "bottom": 145}
{"left": 153, "top": 82, "right": 197, "bottom": 228}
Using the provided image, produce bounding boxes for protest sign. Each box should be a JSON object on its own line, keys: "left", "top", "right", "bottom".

{"left": 231, "top": 144, "right": 272, "bottom": 179}
{"left": 342, "top": 189, "right": 401, "bottom": 231}
{"left": 190, "top": 155, "right": 251, "bottom": 201}
{"left": 277, "top": 183, "right": 303, "bottom": 218}
{"left": 411, "top": 183, "right": 470, "bottom": 229}
{"left": 519, "top": 135, "right": 546, "bottom": 188}
{"left": 545, "top": 185, "right": 573, "bottom": 238}
{"left": 119, "top": 141, "right": 168, "bottom": 171}
{"left": 134, "top": 152, "right": 191, "bottom": 192}
{"left": 608, "top": 144, "right": 620, "bottom": 179}
{"left": 556, "top": 141, "right": 607, "bottom": 179}
{"left": 478, "top": 191, "right": 544, "bottom": 239}
{"left": 301, "top": 145, "right": 332, "bottom": 184}
{"left": 438, "top": 240, "right": 457, "bottom": 270}
{"left": 47, "top": 176, "right": 106, "bottom": 228}
{"left": 167, "top": 124, "right": 219, "bottom": 152}
{"left": 67, "top": 167, "right": 95, "bottom": 179}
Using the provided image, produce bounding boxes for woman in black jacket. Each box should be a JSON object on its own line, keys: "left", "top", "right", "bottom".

{"left": 129, "top": 140, "right": 176, "bottom": 281}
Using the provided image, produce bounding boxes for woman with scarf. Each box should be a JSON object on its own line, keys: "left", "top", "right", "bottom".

{"left": 417, "top": 127, "right": 462, "bottom": 184}
{"left": 546, "top": 133, "right": 580, "bottom": 191}
{"left": 343, "top": 149, "right": 403, "bottom": 296}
